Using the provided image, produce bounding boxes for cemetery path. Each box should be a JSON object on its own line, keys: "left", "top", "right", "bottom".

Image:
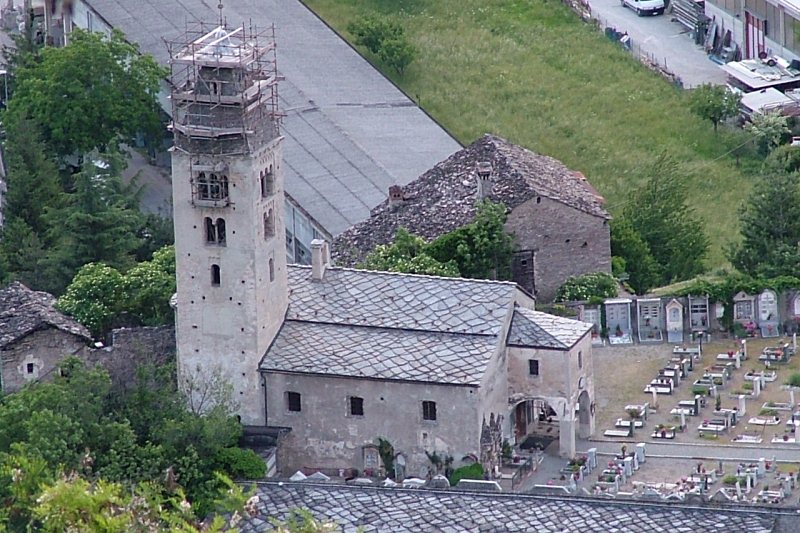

{"left": 580, "top": 438, "right": 800, "bottom": 463}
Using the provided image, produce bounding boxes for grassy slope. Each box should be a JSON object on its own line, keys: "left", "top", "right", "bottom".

{"left": 304, "top": 0, "right": 758, "bottom": 267}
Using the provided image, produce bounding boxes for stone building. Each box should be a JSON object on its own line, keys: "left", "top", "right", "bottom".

{"left": 0, "top": 282, "right": 90, "bottom": 393}
{"left": 167, "top": 24, "right": 596, "bottom": 477}
{"left": 333, "top": 134, "right": 612, "bottom": 302}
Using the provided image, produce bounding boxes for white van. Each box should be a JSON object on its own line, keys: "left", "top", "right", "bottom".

{"left": 621, "top": 0, "right": 665, "bottom": 16}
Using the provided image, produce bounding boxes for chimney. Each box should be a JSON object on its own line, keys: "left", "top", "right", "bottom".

{"left": 311, "top": 239, "right": 329, "bottom": 281}
{"left": 388, "top": 185, "right": 404, "bottom": 208}
{"left": 476, "top": 161, "right": 493, "bottom": 200}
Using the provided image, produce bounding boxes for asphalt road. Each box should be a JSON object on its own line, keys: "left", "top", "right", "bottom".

{"left": 588, "top": 0, "right": 729, "bottom": 87}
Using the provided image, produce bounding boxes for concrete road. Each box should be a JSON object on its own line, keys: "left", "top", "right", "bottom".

{"left": 588, "top": 0, "right": 728, "bottom": 87}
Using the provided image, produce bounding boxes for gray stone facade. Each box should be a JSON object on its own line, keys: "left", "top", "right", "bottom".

{"left": 333, "top": 134, "right": 611, "bottom": 302}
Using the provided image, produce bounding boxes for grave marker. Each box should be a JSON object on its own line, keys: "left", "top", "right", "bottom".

{"left": 635, "top": 443, "right": 646, "bottom": 464}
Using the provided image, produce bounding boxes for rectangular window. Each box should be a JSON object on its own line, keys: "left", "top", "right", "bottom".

{"left": 422, "top": 400, "right": 437, "bottom": 421}
{"left": 26, "top": 363, "right": 34, "bottom": 374}
{"left": 286, "top": 391, "right": 302, "bottom": 412}
{"left": 529, "top": 359, "right": 540, "bottom": 376}
{"left": 349, "top": 396, "right": 364, "bottom": 416}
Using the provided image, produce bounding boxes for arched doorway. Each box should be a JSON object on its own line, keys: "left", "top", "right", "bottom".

{"left": 578, "top": 390, "right": 593, "bottom": 439}
{"left": 513, "top": 398, "right": 560, "bottom": 453}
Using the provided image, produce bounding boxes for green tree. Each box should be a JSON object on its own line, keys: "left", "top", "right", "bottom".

{"left": 361, "top": 228, "right": 459, "bottom": 277}
{"left": 729, "top": 171, "right": 800, "bottom": 277}
{"left": 347, "top": 15, "right": 416, "bottom": 75}
{"left": 2, "top": 119, "right": 62, "bottom": 235}
{"left": 746, "top": 111, "right": 791, "bottom": 154}
{"left": 6, "top": 28, "right": 165, "bottom": 158}
{"left": 41, "top": 157, "right": 143, "bottom": 294}
{"left": 0, "top": 217, "right": 47, "bottom": 289}
{"left": 555, "top": 272, "right": 618, "bottom": 302}
{"left": 56, "top": 262, "right": 125, "bottom": 337}
{"left": 610, "top": 216, "right": 661, "bottom": 294}
{"left": 122, "top": 245, "right": 177, "bottom": 326}
{"left": 688, "top": 84, "right": 741, "bottom": 133}
{"left": 427, "top": 200, "right": 515, "bottom": 280}
{"left": 765, "top": 144, "right": 800, "bottom": 173}
{"left": 623, "top": 155, "right": 709, "bottom": 284}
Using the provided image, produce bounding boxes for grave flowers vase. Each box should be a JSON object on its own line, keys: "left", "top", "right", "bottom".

{"left": 784, "top": 434, "right": 789, "bottom": 441}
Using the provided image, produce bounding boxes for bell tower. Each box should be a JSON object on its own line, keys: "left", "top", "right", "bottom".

{"left": 167, "top": 22, "right": 286, "bottom": 425}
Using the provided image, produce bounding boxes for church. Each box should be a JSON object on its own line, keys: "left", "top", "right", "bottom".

{"left": 168, "top": 22, "right": 596, "bottom": 476}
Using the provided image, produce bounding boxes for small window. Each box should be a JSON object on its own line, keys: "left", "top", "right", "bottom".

{"left": 205, "top": 217, "right": 226, "bottom": 245}
{"left": 529, "top": 359, "right": 540, "bottom": 376}
{"left": 261, "top": 165, "right": 275, "bottom": 197}
{"left": 422, "top": 400, "right": 437, "bottom": 421}
{"left": 26, "top": 363, "right": 34, "bottom": 374}
{"left": 578, "top": 351, "right": 583, "bottom": 370}
{"left": 211, "top": 264, "right": 221, "bottom": 286}
{"left": 286, "top": 391, "right": 302, "bottom": 412}
{"left": 269, "top": 258, "right": 275, "bottom": 282}
{"left": 349, "top": 396, "right": 364, "bottom": 416}
{"left": 264, "top": 209, "right": 275, "bottom": 240}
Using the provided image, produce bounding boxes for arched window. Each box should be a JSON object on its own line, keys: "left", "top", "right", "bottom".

{"left": 264, "top": 209, "right": 275, "bottom": 240}
{"left": 269, "top": 257, "right": 275, "bottom": 282}
{"left": 260, "top": 166, "right": 275, "bottom": 198}
{"left": 204, "top": 217, "right": 226, "bottom": 245}
{"left": 211, "top": 264, "right": 221, "bottom": 286}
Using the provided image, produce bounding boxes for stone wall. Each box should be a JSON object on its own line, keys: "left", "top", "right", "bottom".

{"left": 0, "top": 329, "right": 87, "bottom": 393}
{"left": 266, "top": 372, "right": 484, "bottom": 477}
{"left": 85, "top": 326, "right": 176, "bottom": 390}
{"left": 505, "top": 196, "right": 611, "bottom": 302}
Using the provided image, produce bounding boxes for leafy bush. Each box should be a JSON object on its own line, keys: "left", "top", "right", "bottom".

{"left": 787, "top": 372, "right": 800, "bottom": 387}
{"left": 347, "top": 15, "right": 417, "bottom": 74}
{"left": 555, "top": 272, "right": 618, "bottom": 302}
{"left": 214, "top": 447, "right": 266, "bottom": 480}
{"left": 449, "top": 462, "right": 484, "bottom": 487}
{"left": 722, "top": 475, "right": 738, "bottom": 486}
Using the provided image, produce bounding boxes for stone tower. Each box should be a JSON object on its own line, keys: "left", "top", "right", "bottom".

{"left": 167, "top": 23, "right": 286, "bottom": 425}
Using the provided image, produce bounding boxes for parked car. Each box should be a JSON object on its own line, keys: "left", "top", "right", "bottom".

{"left": 620, "top": 0, "right": 665, "bottom": 16}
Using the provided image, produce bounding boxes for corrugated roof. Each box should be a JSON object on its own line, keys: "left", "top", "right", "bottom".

{"left": 84, "top": 0, "right": 461, "bottom": 236}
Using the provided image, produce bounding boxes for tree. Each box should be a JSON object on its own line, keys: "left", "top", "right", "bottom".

{"left": 729, "top": 171, "right": 800, "bottom": 277}
{"left": 6, "top": 28, "right": 165, "bottom": 158}
{"left": 347, "top": 15, "right": 417, "bottom": 75}
{"left": 623, "top": 155, "right": 709, "bottom": 284}
{"left": 555, "top": 272, "right": 618, "bottom": 302}
{"left": 122, "top": 245, "right": 177, "bottom": 326}
{"left": 610, "top": 216, "right": 661, "bottom": 294}
{"left": 765, "top": 144, "right": 800, "bottom": 173}
{"left": 56, "top": 263, "right": 125, "bottom": 337}
{"left": 427, "top": 200, "right": 515, "bottom": 280}
{"left": 361, "top": 228, "right": 459, "bottom": 277}
{"left": 688, "top": 84, "right": 740, "bottom": 133}
{"left": 746, "top": 111, "right": 791, "bottom": 154}
{"left": 40, "top": 156, "right": 144, "bottom": 294}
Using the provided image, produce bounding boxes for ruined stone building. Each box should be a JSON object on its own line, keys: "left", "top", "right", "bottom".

{"left": 168, "top": 24, "right": 596, "bottom": 476}
{"left": 0, "top": 282, "right": 90, "bottom": 392}
{"left": 333, "top": 134, "right": 612, "bottom": 302}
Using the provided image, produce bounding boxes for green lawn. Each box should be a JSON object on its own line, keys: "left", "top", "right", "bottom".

{"left": 303, "top": 0, "right": 759, "bottom": 267}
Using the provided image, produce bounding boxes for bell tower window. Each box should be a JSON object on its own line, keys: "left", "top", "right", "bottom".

{"left": 264, "top": 208, "right": 275, "bottom": 240}
{"left": 195, "top": 172, "right": 229, "bottom": 204}
{"left": 205, "top": 217, "right": 226, "bottom": 245}
{"left": 261, "top": 165, "right": 275, "bottom": 197}
{"left": 211, "top": 264, "right": 221, "bottom": 286}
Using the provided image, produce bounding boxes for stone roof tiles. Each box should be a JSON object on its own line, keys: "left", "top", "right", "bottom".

{"left": 286, "top": 265, "right": 516, "bottom": 337}
{"left": 507, "top": 308, "right": 592, "bottom": 350}
{"left": 261, "top": 321, "right": 497, "bottom": 385}
{"left": 0, "top": 282, "right": 90, "bottom": 349}
{"left": 239, "top": 482, "right": 779, "bottom": 533}
{"left": 333, "top": 133, "right": 610, "bottom": 265}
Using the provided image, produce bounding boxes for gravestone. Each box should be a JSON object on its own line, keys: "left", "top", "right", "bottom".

{"left": 635, "top": 443, "right": 646, "bottom": 464}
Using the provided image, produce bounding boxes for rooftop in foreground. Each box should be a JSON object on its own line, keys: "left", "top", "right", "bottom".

{"left": 240, "top": 481, "right": 791, "bottom": 532}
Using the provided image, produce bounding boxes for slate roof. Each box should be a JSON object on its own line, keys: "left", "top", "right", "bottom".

{"left": 333, "top": 134, "right": 610, "bottom": 266}
{"left": 239, "top": 482, "right": 781, "bottom": 533}
{"left": 261, "top": 321, "right": 497, "bottom": 385}
{"left": 0, "top": 282, "right": 90, "bottom": 349}
{"left": 507, "top": 308, "right": 592, "bottom": 350}
{"left": 286, "top": 266, "right": 517, "bottom": 336}
{"left": 83, "top": 0, "right": 460, "bottom": 237}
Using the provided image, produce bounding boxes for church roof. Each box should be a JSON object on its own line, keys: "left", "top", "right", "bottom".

{"left": 507, "top": 308, "right": 592, "bottom": 350}
{"left": 0, "top": 282, "right": 91, "bottom": 349}
{"left": 260, "top": 321, "right": 497, "bottom": 385}
{"left": 333, "top": 134, "right": 610, "bottom": 265}
{"left": 239, "top": 482, "right": 783, "bottom": 533}
{"left": 286, "top": 265, "right": 516, "bottom": 336}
